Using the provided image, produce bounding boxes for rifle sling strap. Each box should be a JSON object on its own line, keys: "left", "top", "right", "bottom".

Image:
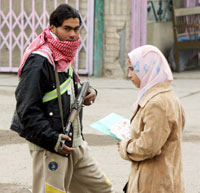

{"left": 54, "top": 64, "right": 65, "bottom": 132}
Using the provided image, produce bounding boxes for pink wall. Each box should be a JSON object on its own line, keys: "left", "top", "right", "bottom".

{"left": 185, "top": 0, "right": 200, "bottom": 7}
{"left": 129, "top": 0, "right": 147, "bottom": 51}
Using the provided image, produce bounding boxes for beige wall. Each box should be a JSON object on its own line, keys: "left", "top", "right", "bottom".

{"left": 147, "top": 21, "right": 174, "bottom": 57}
{"left": 103, "top": 0, "right": 131, "bottom": 78}
{"left": 102, "top": 0, "right": 185, "bottom": 78}
{"left": 0, "top": 0, "right": 183, "bottom": 76}
{"left": 146, "top": 0, "right": 184, "bottom": 58}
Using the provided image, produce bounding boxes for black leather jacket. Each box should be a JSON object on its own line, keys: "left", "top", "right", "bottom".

{"left": 10, "top": 54, "right": 80, "bottom": 152}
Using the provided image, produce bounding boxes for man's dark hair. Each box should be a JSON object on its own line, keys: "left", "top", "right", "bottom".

{"left": 50, "top": 4, "right": 82, "bottom": 27}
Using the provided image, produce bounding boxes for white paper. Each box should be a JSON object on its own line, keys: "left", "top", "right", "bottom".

{"left": 110, "top": 119, "right": 130, "bottom": 140}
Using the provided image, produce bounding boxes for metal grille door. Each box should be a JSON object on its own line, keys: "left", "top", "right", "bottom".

{"left": 0, "top": 0, "right": 94, "bottom": 75}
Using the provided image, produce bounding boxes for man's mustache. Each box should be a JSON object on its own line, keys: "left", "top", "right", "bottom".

{"left": 66, "top": 37, "right": 77, "bottom": 41}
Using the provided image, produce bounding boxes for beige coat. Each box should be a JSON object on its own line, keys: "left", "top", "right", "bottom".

{"left": 119, "top": 81, "right": 185, "bottom": 193}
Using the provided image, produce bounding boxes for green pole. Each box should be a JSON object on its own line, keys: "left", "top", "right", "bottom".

{"left": 93, "top": 0, "right": 104, "bottom": 77}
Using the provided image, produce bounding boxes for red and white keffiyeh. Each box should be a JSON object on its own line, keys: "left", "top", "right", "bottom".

{"left": 18, "top": 28, "right": 80, "bottom": 81}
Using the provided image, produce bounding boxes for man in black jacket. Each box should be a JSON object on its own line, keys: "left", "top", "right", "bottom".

{"left": 11, "top": 4, "right": 114, "bottom": 193}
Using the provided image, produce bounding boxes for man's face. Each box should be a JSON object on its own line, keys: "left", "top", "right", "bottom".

{"left": 50, "top": 18, "right": 80, "bottom": 41}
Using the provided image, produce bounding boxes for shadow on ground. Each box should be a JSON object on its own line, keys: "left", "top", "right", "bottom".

{"left": 0, "top": 131, "right": 118, "bottom": 146}
{"left": 84, "top": 134, "right": 118, "bottom": 146}
{"left": 1, "top": 130, "right": 200, "bottom": 147}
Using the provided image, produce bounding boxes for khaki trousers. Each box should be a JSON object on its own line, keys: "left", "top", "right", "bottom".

{"left": 30, "top": 141, "right": 114, "bottom": 193}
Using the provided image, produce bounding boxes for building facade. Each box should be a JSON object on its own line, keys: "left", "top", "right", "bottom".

{"left": 0, "top": 0, "right": 197, "bottom": 77}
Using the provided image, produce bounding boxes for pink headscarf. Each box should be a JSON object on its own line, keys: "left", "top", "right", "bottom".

{"left": 18, "top": 28, "right": 80, "bottom": 81}
{"left": 128, "top": 45, "right": 173, "bottom": 111}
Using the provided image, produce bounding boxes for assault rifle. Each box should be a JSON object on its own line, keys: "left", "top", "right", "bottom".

{"left": 60, "top": 81, "right": 90, "bottom": 148}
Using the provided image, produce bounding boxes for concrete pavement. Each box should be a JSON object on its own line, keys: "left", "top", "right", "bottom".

{"left": 0, "top": 69, "right": 200, "bottom": 193}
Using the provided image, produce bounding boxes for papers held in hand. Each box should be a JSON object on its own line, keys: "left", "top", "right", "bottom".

{"left": 90, "top": 113, "right": 130, "bottom": 141}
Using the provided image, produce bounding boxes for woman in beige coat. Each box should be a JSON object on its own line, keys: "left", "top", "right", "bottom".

{"left": 118, "top": 45, "right": 185, "bottom": 193}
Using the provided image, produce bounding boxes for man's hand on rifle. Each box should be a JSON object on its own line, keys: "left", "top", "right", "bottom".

{"left": 58, "top": 134, "right": 74, "bottom": 155}
{"left": 84, "top": 87, "right": 97, "bottom": 106}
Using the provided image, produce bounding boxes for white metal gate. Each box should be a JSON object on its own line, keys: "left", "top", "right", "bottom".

{"left": 0, "top": 0, "right": 94, "bottom": 75}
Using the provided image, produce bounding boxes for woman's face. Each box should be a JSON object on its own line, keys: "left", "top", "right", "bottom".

{"left": 127, "top": 59, "right": 141, "bottom": 88}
